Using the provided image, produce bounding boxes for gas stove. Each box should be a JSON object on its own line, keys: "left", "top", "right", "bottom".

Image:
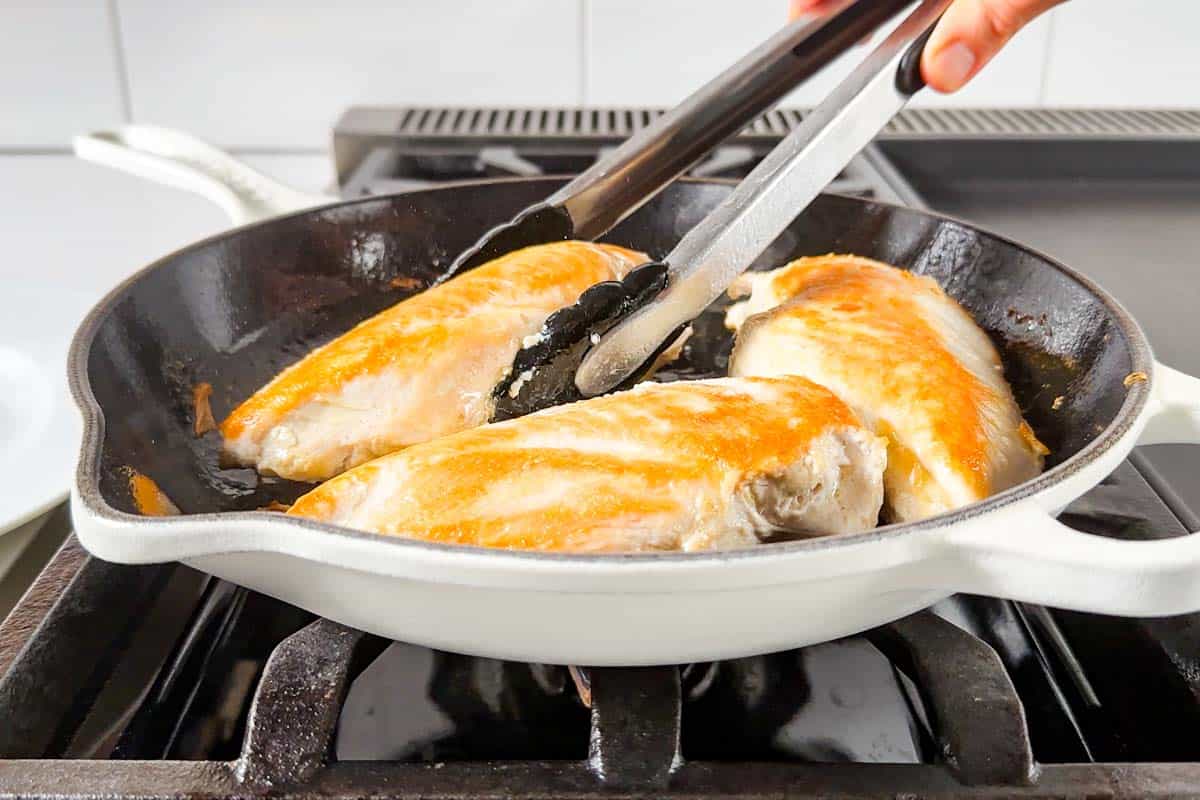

{"left": 3, "top": 106, "right": 1200, "bottom": 799}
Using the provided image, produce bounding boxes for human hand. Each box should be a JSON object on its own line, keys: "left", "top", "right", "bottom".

{"left": 788, "top": 0, "right": 1066, "bottom": 93}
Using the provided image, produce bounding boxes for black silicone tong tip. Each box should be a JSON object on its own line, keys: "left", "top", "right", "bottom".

{"left": 490, "top": 261, "right": 677, "bottom": 421}
{"left": 440, "top": 203, "right": 575, "bottom": 283}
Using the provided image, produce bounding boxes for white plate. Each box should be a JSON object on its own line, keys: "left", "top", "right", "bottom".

{"left": 0, "top": 321, "right": 76, "bottom": 532}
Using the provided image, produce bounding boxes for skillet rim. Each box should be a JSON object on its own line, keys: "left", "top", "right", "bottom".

{"left": 68, "top": 176, "right": 1155, "bottom": 564}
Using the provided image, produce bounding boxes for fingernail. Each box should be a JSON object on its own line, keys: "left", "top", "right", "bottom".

{"left": 932, "top": 41, "right": 976, "bottom": 90}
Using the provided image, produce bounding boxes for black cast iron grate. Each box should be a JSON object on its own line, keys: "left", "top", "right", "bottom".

{"left": 4, "top": 461, "right": 1200, "bottom": 799}
{"left": 2, "top": 533, "right": 1199, "bottom": 798}
{"left": 0, "top": 529, "right": 1034, "bottom": 794}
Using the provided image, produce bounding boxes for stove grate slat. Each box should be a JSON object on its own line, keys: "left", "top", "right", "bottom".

{"left": 235, "top": 618, "right": 387, "bottom": 790}
{"left": 868, "top": 613, "right": 1035, "bottom": 787}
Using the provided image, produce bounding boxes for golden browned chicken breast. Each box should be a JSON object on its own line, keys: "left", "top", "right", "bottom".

{"left": 220, "top": 241, "right": 646, "bottom": 482}
{"left": 726, "top": 254, "right": 1047, "bottom": 523}
{"left": 287, "top": 376, "right": 887, "bottom": 553}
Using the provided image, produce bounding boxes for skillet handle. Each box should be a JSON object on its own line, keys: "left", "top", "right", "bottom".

{"left": 1135, "top": 362, "right": 1200, "bottom": 445}
{"left": 946, "top": 359, "right": 1200, "bottom": 616}
{"left": 72, "top": 125, "right": 335, "bottom": 225}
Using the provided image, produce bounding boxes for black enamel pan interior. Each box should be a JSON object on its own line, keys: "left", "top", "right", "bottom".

{"left": 75, "top": 177, "right": 1135, "bottom": 521}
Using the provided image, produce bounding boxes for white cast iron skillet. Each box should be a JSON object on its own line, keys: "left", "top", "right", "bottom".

{"left": 68, "top": 127, "right": 1200, "bottom": 666}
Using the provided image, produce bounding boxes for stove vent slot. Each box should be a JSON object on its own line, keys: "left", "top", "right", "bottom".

{"left": 384, "top": 107, "right": 672, "bottom": 139}
{"left": 884, "top": 107, "right": 1200, "bottom": 138}
{"left": 335, "top": 106, "right": 1200, "bottom": 186}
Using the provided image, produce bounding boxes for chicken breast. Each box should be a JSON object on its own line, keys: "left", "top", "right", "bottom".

{"left": 287, "top": 376, "right": 887, "bottom": 553}
{"left": 221, "top": 241, "right": 647, "bottom": 483}
{"left": 726, "top": 254, "right": 1047, "bottom": 523}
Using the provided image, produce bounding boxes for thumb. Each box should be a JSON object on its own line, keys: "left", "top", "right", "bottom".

{"left": 921, "top": 0, "right": 1065, "bottom": 93}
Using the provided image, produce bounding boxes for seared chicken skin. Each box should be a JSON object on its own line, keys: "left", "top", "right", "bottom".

{"left": 287, "top": 376, "right": 887, "bottom": 553}
{"left": 726, "top": 254, "right": 1046, "bottom": 523}
{"left": 221, "top": 242, "right": 646, "bottom": 482}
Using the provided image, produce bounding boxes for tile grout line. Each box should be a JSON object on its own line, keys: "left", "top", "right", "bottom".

{"left": 0, "top": 147, "right": 327, "bottom": 157}
{"left": 579, "top": 0, "right": 591, "bottom": 105}
{"left": 1036, "top": 8, "right": 1058, "bottom": 105}
{"left": 0, "top": 148, "right": 76, "bottom": 156}
{"left": 105, "top": 0, "right": 135, "bottom": 123}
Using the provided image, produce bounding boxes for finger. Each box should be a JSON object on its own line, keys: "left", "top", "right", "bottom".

{"left": 920, "top": 0, "right": 1066, "bottom": 93}
{"left": 788, "top": 0, "right": 844, "bottom": 20}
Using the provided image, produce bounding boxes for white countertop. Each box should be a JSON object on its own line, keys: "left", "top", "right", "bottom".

{"left": 0, "top": 152, "right": 333, "bottom": 526}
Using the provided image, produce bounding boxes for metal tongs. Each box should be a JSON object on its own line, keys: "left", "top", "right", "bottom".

{"left": 449, "top": 0, "right": 924, "bottom": 277}
{"left": 475, "top": 0, "right": 951, "bottom": 420}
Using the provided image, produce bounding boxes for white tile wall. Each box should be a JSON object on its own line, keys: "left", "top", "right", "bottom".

{"left": 1, "top": 2, "right": 126, "bottom": 148}
{"left": 4, "top": 2, "right": 1200, "bottom": 151}
{"left": 586, "top": 0, "right": 801, "bottom": 106}
{"left": 1044, "top": 0, "right": 1200, "bottom": 107}
{"left": 587, "top": 1, "right": 942, "bottom": 108}
{"left": 586, "top": 2, "right": 1053, "bottom": 109}
{"left": 115, "top": 0, "right": 583, "bottom": 150}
